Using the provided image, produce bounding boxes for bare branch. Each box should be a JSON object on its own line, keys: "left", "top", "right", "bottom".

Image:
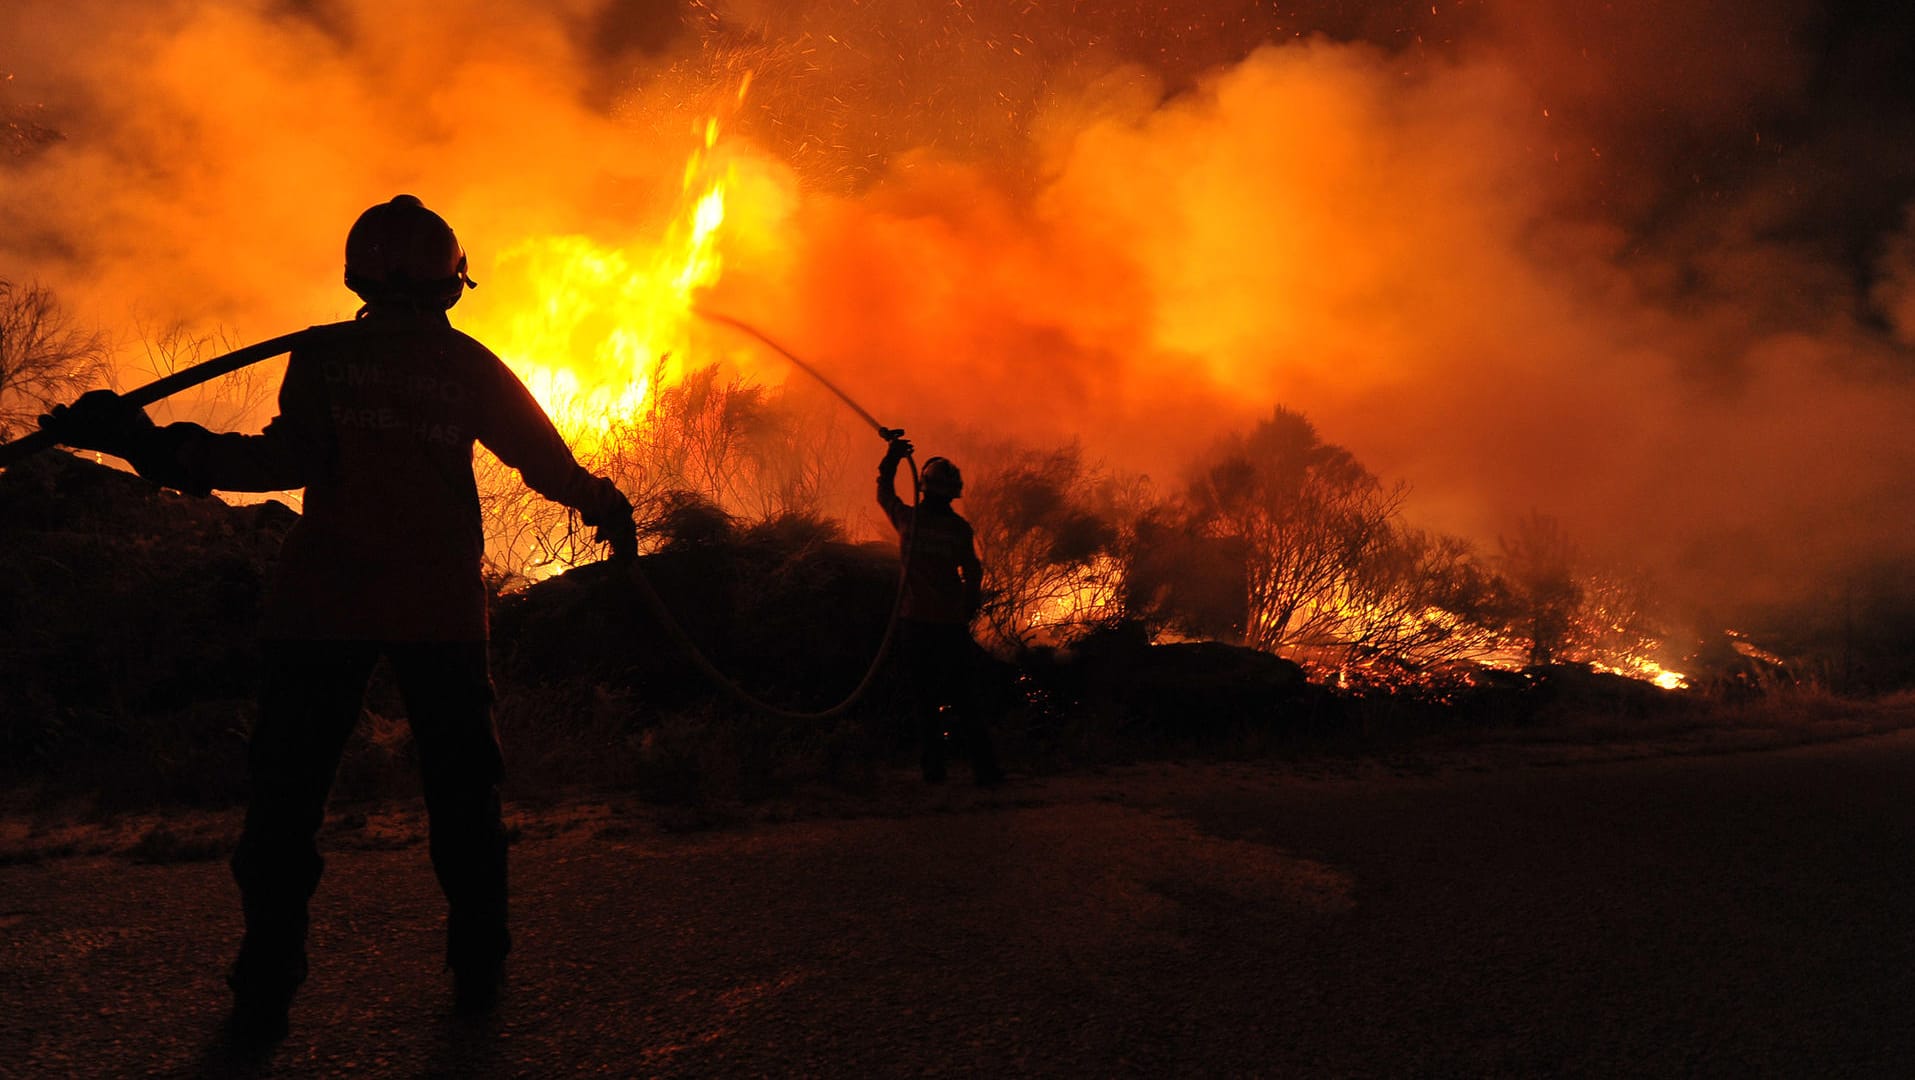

{"left": 0, "top": 279, "right": 110, "bottom": 441}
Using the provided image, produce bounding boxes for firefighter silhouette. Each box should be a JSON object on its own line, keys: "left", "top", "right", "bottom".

{"left": 877, "top": 438, "right": 1003, "bottom": 786}
{"left": 38, "top": 195, "right": 636, "bottom": 1041}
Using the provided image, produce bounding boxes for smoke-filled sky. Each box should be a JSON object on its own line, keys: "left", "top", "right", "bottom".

{"left": 4, "top": 0, "right": 1913, "bottom": 624}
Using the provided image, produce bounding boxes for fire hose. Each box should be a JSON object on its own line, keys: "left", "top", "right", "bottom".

{"left": 0, "top": 312, "right": 918, "bottom": 720}
{"left": 679, "top": 308, "right": 917, "bottom": 720}
{"left": 614, "top": 461, "right": 917, "bottom": 720}
{"left": 0, "top": 323, "right": 346, "bottom": 470}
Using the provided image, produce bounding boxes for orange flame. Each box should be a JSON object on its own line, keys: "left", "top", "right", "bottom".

{"left": 461, "top": 97, "right": 737, "bottom": 451}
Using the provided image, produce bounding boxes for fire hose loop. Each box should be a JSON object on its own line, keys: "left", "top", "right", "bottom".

{"left": 615, "top": 454, "right": 916, "bottom": 721}
{"left": 674, "top": 309, "right": 918, "bottom": 720}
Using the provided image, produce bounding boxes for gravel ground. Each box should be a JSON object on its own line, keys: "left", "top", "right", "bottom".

{"left": 4, "top": 730, "right": 1915, "bottom": 1078}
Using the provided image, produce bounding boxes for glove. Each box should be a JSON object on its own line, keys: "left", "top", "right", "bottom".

{"left": 578, "top": 475, "right": 636, "bottom": 561}
{"left": 38, "top": 390, "right": 158, "bottom": 460}
{"left": 882, "top": 436, "right": 914, "bottom": 463}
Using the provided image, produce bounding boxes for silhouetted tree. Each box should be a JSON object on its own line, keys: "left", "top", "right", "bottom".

{"left": 1498, "top": 511, "right": 1582, "bottom": 665}
{"left": 1183, "top": 407, "right": 1405, "bottom": 657}
{"left": 1334, "top": 527, "right": 1511, "bottom": 671}
{"left": 1123, "top": 506, "right": 1247, "bottom": 642}
{"left": 0, "top": 280, "right": 108, "bottom": 441}
{"left": 964, "top": 442, "right": 1126, "bottom": 651}
{"left": 1563, "top": 564, "right": 1666, "bottom": 675}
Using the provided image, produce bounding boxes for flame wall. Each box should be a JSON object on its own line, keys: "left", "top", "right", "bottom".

{"left": 5, "top": 0, "right": 1914, "bottom": 630}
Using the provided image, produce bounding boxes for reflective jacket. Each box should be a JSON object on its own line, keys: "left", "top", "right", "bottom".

{"left": 146, "top": 309, "right": 601, "bottom": 641}
{"left": 877, "top": 454, "right": 981, "bottom": 625}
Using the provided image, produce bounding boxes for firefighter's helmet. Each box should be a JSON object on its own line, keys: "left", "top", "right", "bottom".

{"left": 920, "top": 456, "right": 963, "bottom": 499}
{"left": 343, "top": 195, "right": 475, "bottom": 309}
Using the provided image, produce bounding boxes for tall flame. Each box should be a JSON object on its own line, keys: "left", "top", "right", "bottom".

{"left": 462, "top": 96, "right": 736, "bottom": 451}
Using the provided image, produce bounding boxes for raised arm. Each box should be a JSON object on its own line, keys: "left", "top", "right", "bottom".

{"left": 877, "top": 436, "right": 913, "bottom": 528}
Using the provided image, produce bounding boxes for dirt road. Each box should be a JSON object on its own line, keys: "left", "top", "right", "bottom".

{"left": 5, "top": 731, "right": 1914, "bottom": 1077}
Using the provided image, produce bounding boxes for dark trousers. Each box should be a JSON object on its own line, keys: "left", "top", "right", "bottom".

{"left": 229, "top": 640, "right": 508, "bottom": 1002}
{"left": 901, "top": 620, "right": 1000, "bottom": 783}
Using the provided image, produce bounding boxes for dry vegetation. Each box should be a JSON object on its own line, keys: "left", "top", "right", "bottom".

{"left": 5, "top": 283, "right": 1914, "bottom": 821}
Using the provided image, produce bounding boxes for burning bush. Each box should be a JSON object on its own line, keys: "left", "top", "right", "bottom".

{"left": 957, "top": 408, "right": 1685, "bottom": 690}
{"left": 962, "top": 441, "right": 1129, "bottom": 652}
{"left": 1331, "top": 528, "right": 1512, "bottom": 673}
{"left": 1111, "top": 407, "right": 1521, "bottom": 677}
{"left": 1496, "top": 511, "right": 1582, "bottom": 666}
{"left": 1179, "top": 408, "right": 1405, "bottom": 657}
{"left": 478, "top": 360, "right": 855, "bottom": 588}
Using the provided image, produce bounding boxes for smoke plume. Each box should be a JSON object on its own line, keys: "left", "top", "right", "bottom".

{"left": 5, "top": 0, "right": 1912, "bottom": 633}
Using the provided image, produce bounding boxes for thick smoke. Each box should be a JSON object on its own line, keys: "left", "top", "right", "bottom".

{"left": 4, "top": 0, "right": 1912, "bottom": 632}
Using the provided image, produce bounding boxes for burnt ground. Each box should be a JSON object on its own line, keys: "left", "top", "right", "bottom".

{"left": 5, "top": 730, "right": 1915, "bottom": 1078}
